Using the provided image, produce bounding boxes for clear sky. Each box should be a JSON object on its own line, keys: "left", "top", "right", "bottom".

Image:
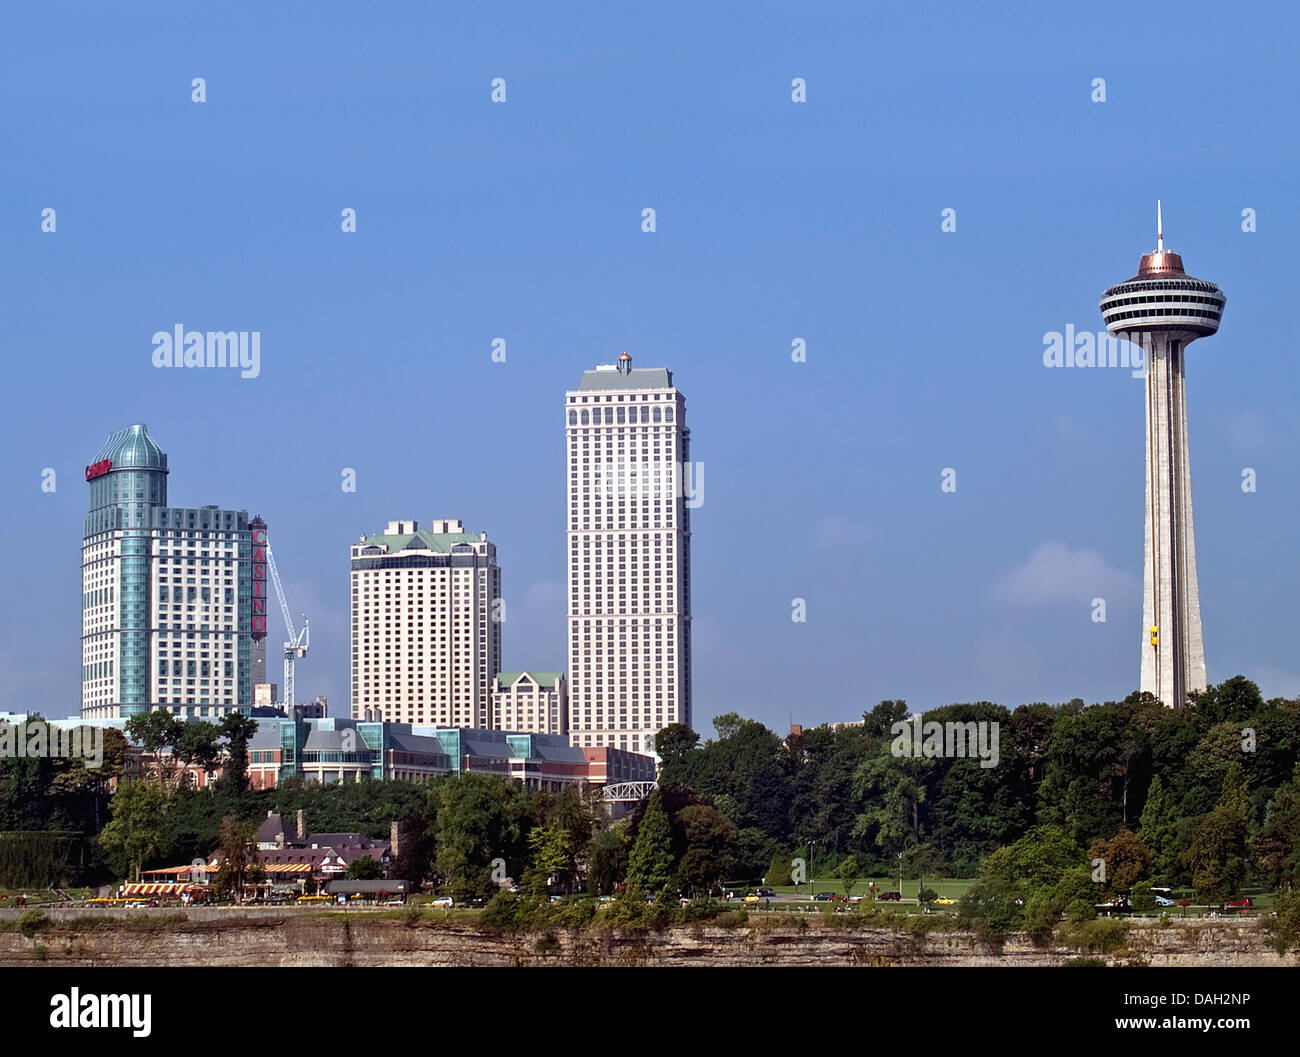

{"left": 4, "top": 1, "right": 1298, "bottom": 727}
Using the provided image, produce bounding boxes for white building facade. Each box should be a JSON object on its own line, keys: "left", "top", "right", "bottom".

{"left": 350, "top": 519, "right": 502, "bottom": 727}
{"left": 491, "top": 671, "right": 568, "bottom": 735}
{"left": 565, "top": 357, "right": 693, "bottom": 754}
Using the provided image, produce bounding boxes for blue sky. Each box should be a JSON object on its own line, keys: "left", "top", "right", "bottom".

{"left": 4, "top": 2, "right": 1299, "bottom": 727}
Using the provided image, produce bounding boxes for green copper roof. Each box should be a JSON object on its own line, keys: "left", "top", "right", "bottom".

{"left": 358, "top": 530, "right": 482, "bottom": 553}
{"left": 576, "top": 367, "right": 673, "bottom": 391}
{"left": 494, "top": 671, "right": 564, "bottom": 690}
{"left": 94, "top": 424, "right": 168, "bottom": 471}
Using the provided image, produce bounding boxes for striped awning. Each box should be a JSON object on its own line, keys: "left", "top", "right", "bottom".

{"left": 262, "top": 863, "right": 313, "bottom": 874}
{"left": 121, "top": 883, "right": 203, "bottom": 896}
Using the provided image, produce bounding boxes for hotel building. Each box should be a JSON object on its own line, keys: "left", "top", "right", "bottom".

{"left": 565, "top": 356, "right": 693, "bottom": 754}
{"left": 349, "top": 519, "right": 502, "bottom": 727}
{"left": 81, "top": 424, "right": 256, "bottom": 720}
{"left": 491, "top": 671, "right": 568, "bottom": 735}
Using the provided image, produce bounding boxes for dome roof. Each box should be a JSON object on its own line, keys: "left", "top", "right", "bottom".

{"left": 94, "top": 424, "right": 168, "bottom": 471}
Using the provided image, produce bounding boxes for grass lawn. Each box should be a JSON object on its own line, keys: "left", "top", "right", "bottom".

{"left": 768, "top": 877, "right": 976, "bottom": 900}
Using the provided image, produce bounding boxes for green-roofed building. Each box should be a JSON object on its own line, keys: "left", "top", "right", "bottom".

{"left": 492, "top": 671, "right": 568, "bottom": 734}
{"left": 350, "top": 519, "right": 502, "bottom": 728}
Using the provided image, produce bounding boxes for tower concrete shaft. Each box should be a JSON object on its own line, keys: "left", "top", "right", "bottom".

{"left": 1141, "top": 335, "right": 1205, "bottom": 707}
{"left": 1100, "top": 209, "right": 1225, "bottom": 707}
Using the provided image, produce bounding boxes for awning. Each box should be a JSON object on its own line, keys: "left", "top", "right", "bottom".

{"left": 120, "top": 883, "right": 204, "bottom": 896}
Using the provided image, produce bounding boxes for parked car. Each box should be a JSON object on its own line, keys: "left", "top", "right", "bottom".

{"left": 814, "top": 892, "right": 834, "bottom": 901}
{"left": 744, "top": 894, "right": 761, "bottom": 904}
{"left": 849, "top": 895, "right": 864, "bottom": 904}
{"left": 755, "top": 887, "right": 775, "bottom": 898}
{"left": 1226, "top": 897, "right": 1253, "bottom": 909}
{"left": 1154, "top": 895, "right": 1176, "bottom": 907}
{"left": 431, "top": 896, "right": 454, "bottom": 908}
{"left": 877, "top": 891, "right": 902, "bottom": 901}
{"left": 935, "top": 897, "right": 957, "bottom": 905}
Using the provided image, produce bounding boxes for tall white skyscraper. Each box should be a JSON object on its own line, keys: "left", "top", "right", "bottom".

{"left": 350, "top": 519, "right": 502, "bottom": 727}
{"left": 1100, "top": 206, "right": 1225, "bottom": 707}
{"left": 566, "top": 355, "right": 693, "bottom": 754}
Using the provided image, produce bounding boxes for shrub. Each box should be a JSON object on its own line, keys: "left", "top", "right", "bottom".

{"left": 17, "top": 909, "right": 46, "bottom": 938}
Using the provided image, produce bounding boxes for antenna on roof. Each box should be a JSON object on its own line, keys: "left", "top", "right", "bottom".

{"left": 1156, "top": 199, "right": 1164, "bottom": 253}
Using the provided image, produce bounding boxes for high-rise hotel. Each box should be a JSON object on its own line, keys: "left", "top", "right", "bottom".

{"left": 566, "top": 355, "right": 693, "bottom": 754}
{"left": 82, "top": 424, "right": 258, "bottom": 720}
{"left": 350, "top": 519, "right": 502, "bottom": 727}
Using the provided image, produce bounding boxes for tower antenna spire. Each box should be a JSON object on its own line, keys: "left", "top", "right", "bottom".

{"left": 1157, "top": 199, "right": 1164, "bottom": 253}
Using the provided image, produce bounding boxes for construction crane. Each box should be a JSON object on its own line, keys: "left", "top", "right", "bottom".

{"left": 265, "top": 542, "right": 309, "bottom": 710}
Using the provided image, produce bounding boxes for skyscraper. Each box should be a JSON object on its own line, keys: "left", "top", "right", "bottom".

{"left": 82, "top": 424, "right": 256, "bottom": 719}
{"left": 1100, "top": 207, "right": 1226, "bottom": 707}
{"left": 565, "top": 355, "right": 693, "bottom": 754}
{"left": 350, "top": 519, "right": 502, "bottom": 726}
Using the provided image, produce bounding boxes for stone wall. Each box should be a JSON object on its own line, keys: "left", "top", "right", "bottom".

{"left": 0, "top": 911, "right": 1292, "bottom": 967}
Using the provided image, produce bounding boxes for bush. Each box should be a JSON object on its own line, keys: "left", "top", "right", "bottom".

{"left": 1060, "top": 917, "right": 1128, "bottom": 955}
{"left": 1061, "top": 956, "right": 1108, "bottom": 968}
{"left": 17, "top": 909, "right": 46, "bottom": 938}
{"left": 917, "top": 887, "right": 938, "bottom": 905}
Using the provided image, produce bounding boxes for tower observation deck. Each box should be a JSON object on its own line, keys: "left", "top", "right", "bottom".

{"left": 1099, "top": 205, "right": 1226, "bottom": 707}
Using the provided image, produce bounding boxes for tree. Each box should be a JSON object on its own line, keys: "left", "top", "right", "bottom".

{"left": 627, "top": 790, "right": 675, "bottom": 892}
{"left": 346, "top": 855, "right": 383, "bottom": 880}
{"left": 434, "top": 773, "right": 534, "bottom": 902}
{"left": 217, "top": 713, "right": 259, "bottom": 794}
{"left": 765, "top": 850, "right": 792, "bottom": 887}
{"left": 836, "top": 854, "right": 860, "bottom": 897}
{"left": 213, "top": 816, "right": 263, "bottom": 902}
{"left": 1138, "top": 774, "right": 1178, "bottom": 879}
{"left": 655, "top": 724, "right": 700, "bottom": 766}
{"left": 1185, "top": 768, "right": 1252, "bottom": 908}
{"left": 97, "top": 780, "right": 169, "bottom": 881}
{"left": 586, "top": 826, "right": 630, "bottom": 895}
{"left": 524, "top": 822, "right": 574, "bottom": 896}
{"left": 673, "top": 805, "right": 738, "bottom": 896}
{"left": 124, "top": 711, "right": 184, "bottom": 788}
{"left": 1087, "top": 828, "right": 1152, "bottom": 901}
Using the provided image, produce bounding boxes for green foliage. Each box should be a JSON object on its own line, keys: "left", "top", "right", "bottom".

{"left": 837, "top": 854, "right": 860, "bottom": 896}
{"left": 0, "top": 832, "right": 79, "bottom": 888}
{"left": 1087, "top": 828, "right": 1152, "bottom": 900}
{"left": 98, "top": 780, "right": 170, "bottom": 881}
{"left": 17, "top": 909, "right": 46, "bottom": 938}
{"left": 433, "top": 773, "right": 537, "bottom": 903}
{"left": 627, "top": 790, "right": 675, "bottom": 893}
{"left": 765, "top": 850, "right": 792, "bottom": 887}
{"left": 1059, "top": 917, "right": 1128, "bottom": 955}
{"left": 1265, "top": 890, "right": 1300, "bottom": 955}
{"left": 586, "top": 826, "right": 629, "bottom": 895}
{"left": 345, "top": 855, "right": 383, "bottom": 880}
{"left": 672, "top": 804, "right": 738, "bottom": 895}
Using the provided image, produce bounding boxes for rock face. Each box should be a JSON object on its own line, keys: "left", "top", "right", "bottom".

{"left": 0, "top": 912, "right": 1293, "bottom": 967}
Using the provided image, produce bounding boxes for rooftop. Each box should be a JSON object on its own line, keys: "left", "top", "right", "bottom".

{"left": 575, "top": 366, "right": 673, "bottom": 392}
{"left": 93, "top": 424, "right": 168, "bottom": 472}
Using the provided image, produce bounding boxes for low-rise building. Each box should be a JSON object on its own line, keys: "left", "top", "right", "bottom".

{"left": 491, "top": 671, "right": 568, "bottom": 735}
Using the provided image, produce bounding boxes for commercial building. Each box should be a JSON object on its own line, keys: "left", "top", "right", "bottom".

{"left": 565, "top": 355, "right": 693, "bottom": 754}
{"left": 1100, "top": 207, "right": 1225, "bottom": 707}
{"left": 81, "top": 424, "right": 257, "bottom": 720}
{"left": 350, "top": 519, "right": 502, "bottom": 727}
{"left": 491, "top": 671, "right": 568, "bottom": 734}
{"left": 247, "top": 716, "right": 451, "bottom": 788}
